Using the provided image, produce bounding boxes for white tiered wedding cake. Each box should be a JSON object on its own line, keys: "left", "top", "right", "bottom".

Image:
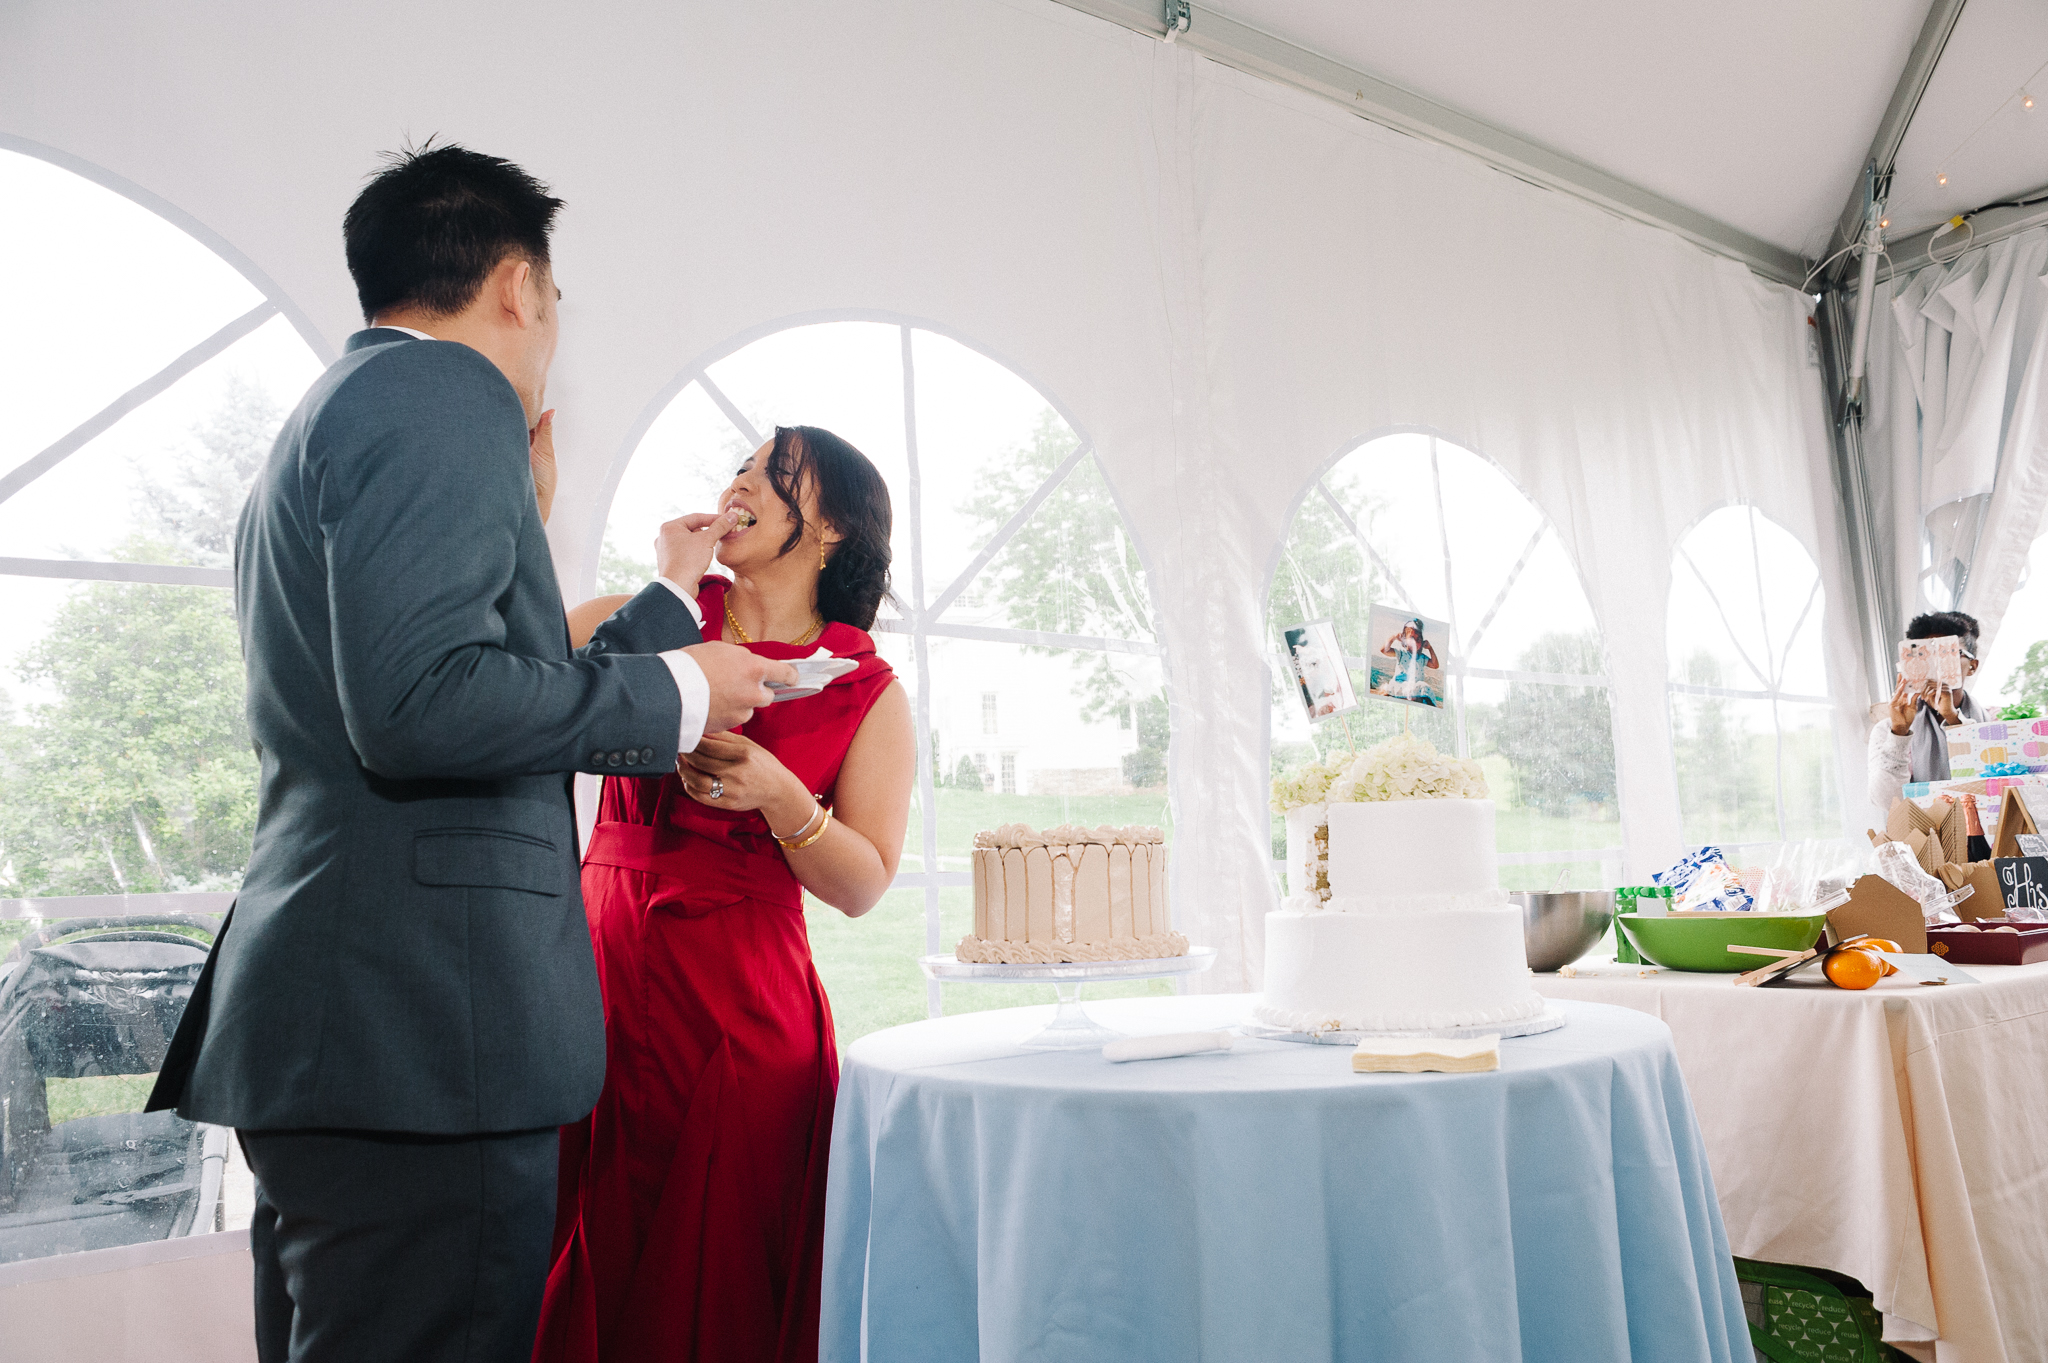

{"left": 1260, "top": 737, "right": 1544, "bottom": 1035}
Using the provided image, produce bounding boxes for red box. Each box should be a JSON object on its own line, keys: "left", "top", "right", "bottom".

{"left": 1926, "top": 920, "right": 2048, "bottom": 965}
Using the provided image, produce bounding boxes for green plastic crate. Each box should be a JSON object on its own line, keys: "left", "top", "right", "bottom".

{"left": 1733, "top": 1258, "right": 1916, "bottom": 1363}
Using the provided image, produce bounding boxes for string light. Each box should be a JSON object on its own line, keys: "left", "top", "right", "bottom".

{"left": 1894, "top": 54, "right": 2048, "bottom": 218}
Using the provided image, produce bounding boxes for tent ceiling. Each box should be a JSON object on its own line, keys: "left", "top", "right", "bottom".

{"left": 1887, "top": 0, "right": 2048, "bottom": 240}
{"left": 1185, "top": 0, "right": 2048, "bottom": 260}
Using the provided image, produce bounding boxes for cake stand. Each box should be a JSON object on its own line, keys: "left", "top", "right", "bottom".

{"left": 919, "top": 948, "right": 1218, "bottom": 1049}
{"left": 1239, "top": 1002, "right": 1567, "bottom": 1047}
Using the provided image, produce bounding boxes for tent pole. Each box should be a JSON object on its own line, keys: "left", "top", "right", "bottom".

{"left": 1844, "top": 169, "right": 1886, "bottom": 410}
{"left": 1819, "top": 0, "right": 1967, "bottom": 287}
{"left": 1819, "top": 287, "right": 1900, "bottom": 698}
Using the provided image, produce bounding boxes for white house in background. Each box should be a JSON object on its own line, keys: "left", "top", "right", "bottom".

{"left": 925, "top": 637, "right": 1145, "bottom": 795}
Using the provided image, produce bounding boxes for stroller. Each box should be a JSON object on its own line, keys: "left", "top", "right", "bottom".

{"left": 0, "top": 913, "right": 228, "bottom": 1263}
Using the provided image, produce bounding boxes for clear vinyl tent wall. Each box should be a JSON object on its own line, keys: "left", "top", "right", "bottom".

{"left": 1266, "top": 432, "right": 1622, "bottom": 890}
{"left": 0, "top": 143, "right": 327, "bottom": 1268}
{"left": 1666, "top": 503, "right": 1840, "bottom": 848}
{"left": 591, "top": 319, "right": 1171, "bottom": 1038}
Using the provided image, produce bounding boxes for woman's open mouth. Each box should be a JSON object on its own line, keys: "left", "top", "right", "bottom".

{"left": 725, "top": 504, "right": 757, "bottom": 536}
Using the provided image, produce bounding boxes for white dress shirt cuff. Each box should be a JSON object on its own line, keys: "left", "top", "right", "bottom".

{"left": 655, "top": 576, "right": 706, "bottom": 628}
{"left": 659, "top": 650, "right": 711, "bottom": 753}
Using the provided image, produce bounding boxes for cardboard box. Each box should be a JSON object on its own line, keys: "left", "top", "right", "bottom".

{"left": 1927, "top": 921, "right": 2048, "bottom": 965}
{"left": 1826, "top": 875, "right": 1927, "bottom": 954}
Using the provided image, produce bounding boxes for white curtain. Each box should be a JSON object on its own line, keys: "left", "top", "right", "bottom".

{"left": 1865, "top": 228, "right": 2048, "bottom": 648}
{"left": 0, "top": 0, "right": 1852, "bottom": 991}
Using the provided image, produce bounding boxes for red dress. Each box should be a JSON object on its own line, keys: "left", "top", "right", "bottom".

{"left": 533, "top": 579, "right": 895, "bottom": 1363}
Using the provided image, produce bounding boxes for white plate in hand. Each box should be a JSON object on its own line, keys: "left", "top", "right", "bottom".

{"left": 767, "top": 655, "right": 858, "bottom": 701}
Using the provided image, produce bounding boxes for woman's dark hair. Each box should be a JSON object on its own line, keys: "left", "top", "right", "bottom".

{"left": 765, "top": 425, "right": 892, "bottom": 629}
{"left": 343, "top": 141, "right": 564, "bottom": 323}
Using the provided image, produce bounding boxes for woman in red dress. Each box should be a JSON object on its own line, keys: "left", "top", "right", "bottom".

{"left": 535, "top": 426, "right": 914, "bottom": 1362}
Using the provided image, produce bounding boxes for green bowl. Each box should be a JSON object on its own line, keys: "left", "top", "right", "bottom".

{"left": 1615, "top": 913, "right": 1831, "bottom": 973}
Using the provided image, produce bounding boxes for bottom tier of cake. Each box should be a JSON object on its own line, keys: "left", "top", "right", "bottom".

{"left": 1255, "top": 905, "right": 1543, "bottom": 1034}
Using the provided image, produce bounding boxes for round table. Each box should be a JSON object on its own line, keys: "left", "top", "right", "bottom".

{"left": 822, "top": 994, "right": 1749, "bottom": 1363}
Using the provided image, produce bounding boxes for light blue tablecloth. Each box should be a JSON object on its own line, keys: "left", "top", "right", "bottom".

{"left": 823, "top": 995, "right": 1749, "bottom": 1363}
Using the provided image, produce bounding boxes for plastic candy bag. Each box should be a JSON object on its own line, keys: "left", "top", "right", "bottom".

{"left": 1871, "top": 840, "right": 1968, "bottom": 925}
{"left": 1654, "top": 847, "right": 1755, "bottom": 913}
{"left": 1748, "top": 839, "right": 1864, "bottom": 915}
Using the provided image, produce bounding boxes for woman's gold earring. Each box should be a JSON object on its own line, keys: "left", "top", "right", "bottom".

{"left": 820, "top": 537, "right": 827, "bottom": 572}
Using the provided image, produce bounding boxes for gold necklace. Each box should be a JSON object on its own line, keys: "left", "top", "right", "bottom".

{"left": 725, "top": 597, "right": 823, "bottom": 647}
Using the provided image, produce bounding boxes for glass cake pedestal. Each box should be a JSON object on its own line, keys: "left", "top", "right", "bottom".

{"left": 919, "top": 948, "right": 1218, "bottom": 1049}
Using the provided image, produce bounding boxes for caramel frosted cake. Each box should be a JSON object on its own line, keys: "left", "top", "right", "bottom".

{"left": 957, "top": 824, "right": 1186, "bottom": 964}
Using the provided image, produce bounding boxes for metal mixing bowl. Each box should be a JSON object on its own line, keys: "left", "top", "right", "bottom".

{"left": 1511, "top": 890, "right": 1615, "bottom": 972}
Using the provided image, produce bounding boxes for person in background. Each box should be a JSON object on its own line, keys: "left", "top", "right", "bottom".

{"left": 1867, "top": 610, "right": 1987, "bottom": 813}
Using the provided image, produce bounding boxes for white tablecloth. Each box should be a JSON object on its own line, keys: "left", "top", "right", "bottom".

{"left": 1536, "top": 956, "right": 2048, "bottom": 1363}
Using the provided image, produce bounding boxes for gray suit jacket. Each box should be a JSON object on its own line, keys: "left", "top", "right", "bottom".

{"left": 148, "top": 329, "right": 698, "bottom": 1134}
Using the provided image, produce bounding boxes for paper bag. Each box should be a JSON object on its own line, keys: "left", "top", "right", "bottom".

{"left": 1826, "top": 875, "right": 1928, "bottom": 954}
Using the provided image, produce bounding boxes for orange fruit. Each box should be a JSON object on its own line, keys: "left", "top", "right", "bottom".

{"left": 1857, "top": 938, "right": 1901, "bottom": 975}
{"left": 1825, "top": 947, "right": 1884, "bottom": 990}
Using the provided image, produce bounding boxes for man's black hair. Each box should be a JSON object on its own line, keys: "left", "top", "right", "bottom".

{"left": 1906, "top": 610, "right": 1981, "bottom": 655}
{"left": 343, "top": 141, "right": 563, "bottom": 324}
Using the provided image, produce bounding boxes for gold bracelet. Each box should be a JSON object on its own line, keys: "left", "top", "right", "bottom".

{"left": 783, "top": 808, "right": 833, "bottom": 852}
{"left": 772, "top": 802, "right": 825, "bottom": 848}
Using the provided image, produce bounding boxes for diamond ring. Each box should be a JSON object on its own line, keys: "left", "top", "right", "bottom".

{"left": 708, "top": 777, "right": 725, "bottom": 800}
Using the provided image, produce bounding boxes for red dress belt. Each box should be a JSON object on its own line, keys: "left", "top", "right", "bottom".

{"left": 582, "top": 820, "right": 801, "bottom": 908}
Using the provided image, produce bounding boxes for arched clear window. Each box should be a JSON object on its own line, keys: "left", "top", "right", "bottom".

{"left": 1267, "top": 433, "right": 1619, "bottom": 887}
{"left": 1667, "top": 505, "right": 1838, "bottom": 843}
{"left": 0, "top": 147, "right": 323, "bottom": 1263}
{"left": 600, "top": 322, "right": 1167, "bottom": 1039}
{"left": 1982, "top": 533, "right": 2048, "bottom": 710}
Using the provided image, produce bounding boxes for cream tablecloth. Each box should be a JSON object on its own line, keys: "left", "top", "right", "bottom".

{"left": 1535, "top": 956, "right": 2048, "bottom": 1363}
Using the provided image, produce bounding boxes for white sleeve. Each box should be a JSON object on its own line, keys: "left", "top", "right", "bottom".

{"left": 655, "top": 576, "right": 706, "bottom": 628}
{"left": 660, "top": 649, "right": 711, "bottom": 753}
{"left": 1866, "top": 722, "right": 1913, "bottom": 814}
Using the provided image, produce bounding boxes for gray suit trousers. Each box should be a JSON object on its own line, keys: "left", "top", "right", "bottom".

{"left": 242, "top": 1128, "right": 557, "bottom": 1363}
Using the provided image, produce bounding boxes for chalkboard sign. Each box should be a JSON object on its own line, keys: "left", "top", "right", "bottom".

{"left": 1993, "top": 857, "right": 2048, "bottom": 917}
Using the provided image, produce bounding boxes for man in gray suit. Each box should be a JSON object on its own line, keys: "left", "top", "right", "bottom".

{"left": 147, "top": 145, "right": 794, "bottom": 1362}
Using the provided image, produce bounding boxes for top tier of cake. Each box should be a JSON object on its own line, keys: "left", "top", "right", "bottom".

{"left": 1326, "top": 799, "right": 1497, "bottom": 897}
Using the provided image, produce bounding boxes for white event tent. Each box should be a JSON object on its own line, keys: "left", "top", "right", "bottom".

{"left": 6, "top": 0, "right": 2048, "bottom": 1354}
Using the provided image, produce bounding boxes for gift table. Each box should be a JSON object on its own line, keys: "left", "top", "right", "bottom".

{"left": 822, "top": 995, "right": 1748, "bottom": 1363}
{"left": 1535, "top": 956, "right": 2048, "bottom": 1363}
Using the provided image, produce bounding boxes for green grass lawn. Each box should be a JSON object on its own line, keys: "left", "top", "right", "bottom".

{"left": 813, "top": 786, "right": 1625, "bottom": 1045}
{"left": 44, "top": 1073, "right": 156, "bottom": 1124}
{"left": 806, "top": 885, "right": 1173, "bottom": 1045}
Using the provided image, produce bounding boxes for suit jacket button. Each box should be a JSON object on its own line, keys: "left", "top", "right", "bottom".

{"left": 591, "top": 751, "right": 606, "bottom": 765}
{"left": 607, "top": 751, "right": 623, "bottom": 766}
{"left": 628, "top": 748, "right": 643, "bottom": 763}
